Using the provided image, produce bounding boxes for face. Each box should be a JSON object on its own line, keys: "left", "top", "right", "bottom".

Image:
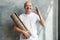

{"left": 24, "top": 2, "right": 32, "bottom": 12}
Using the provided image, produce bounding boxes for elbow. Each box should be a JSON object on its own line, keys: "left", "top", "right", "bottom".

{"left": 42, "top": 23, "right": 46, "bottom": 26}
{"left": 40, "top": 21, "right": 46, "bottom": 27}
{"left": 14, "top": 25, "right": 17, "bottom": 32}
{"left": 42, "top": 22, "right": 46, "bottom": 27}
{"left": 41, "top": 21, "right": 46, "bottom": 26}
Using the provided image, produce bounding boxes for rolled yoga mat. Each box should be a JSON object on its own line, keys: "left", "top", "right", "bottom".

{"left": 10, "top": 13, "right": 28, "bottom": 31}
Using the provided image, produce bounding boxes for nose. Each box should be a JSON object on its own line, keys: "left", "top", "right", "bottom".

{"left": 27, "top": 6, "right": 31, "bottom": 9}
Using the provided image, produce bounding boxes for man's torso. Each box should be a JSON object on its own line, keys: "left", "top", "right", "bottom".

{"left": 19, "top": 12, "right": 40, "bottom": 40}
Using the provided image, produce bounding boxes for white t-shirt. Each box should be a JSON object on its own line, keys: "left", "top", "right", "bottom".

{"left": 19, "top": 12, "right": 40, "bottom": 40}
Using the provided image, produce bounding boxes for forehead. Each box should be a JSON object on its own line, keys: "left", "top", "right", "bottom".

{"left": 25, "top": 1, "right": 32, "bottom": 5}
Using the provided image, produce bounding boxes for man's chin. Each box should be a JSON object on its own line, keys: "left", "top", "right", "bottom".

{"left": 27, "top": 10, "right": 31, "bottom": 12}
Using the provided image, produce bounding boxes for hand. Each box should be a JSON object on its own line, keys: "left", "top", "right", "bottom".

{"left": 35, "top": 7, "right": 40, "bottom": 16}
{"left": 22, "top": 31, "right": 31, "bottom": 39}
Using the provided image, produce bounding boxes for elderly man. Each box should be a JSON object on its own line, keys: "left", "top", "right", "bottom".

{"left": 14, "top": 1, "right": 45, "bottom": 40}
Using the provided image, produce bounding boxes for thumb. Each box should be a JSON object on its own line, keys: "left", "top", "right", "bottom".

{"left": 27, "top": 31, "right": 31, "bottom": 36}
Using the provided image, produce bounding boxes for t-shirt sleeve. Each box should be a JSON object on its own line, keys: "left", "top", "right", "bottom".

{"left": 34, "top": 13, "right": 40, "bottom": 21}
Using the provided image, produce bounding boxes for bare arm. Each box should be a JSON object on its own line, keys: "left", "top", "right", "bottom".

{"left": 14, "top": 24, "right": 31, "bottom": 39}
{"left": 14, "top": 25, "right": 24, "bottom": 34}
{"left": 39, "top": 13, "right": 45, "bottom": 26}
{"left": 35, "top": 7, "right": 46, "bottom": 26}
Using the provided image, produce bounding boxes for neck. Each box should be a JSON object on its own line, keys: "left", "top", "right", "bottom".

{"left": 25, "top": 11, "right": 31, "bottom": 15}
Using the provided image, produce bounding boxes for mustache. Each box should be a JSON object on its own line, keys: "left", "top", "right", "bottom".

{"left": 26, "top": 8, "right": 31, "bottom": 9}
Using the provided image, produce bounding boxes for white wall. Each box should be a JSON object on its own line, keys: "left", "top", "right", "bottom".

{"left": 45, "top": 0, "right": 53, "bottom": 40}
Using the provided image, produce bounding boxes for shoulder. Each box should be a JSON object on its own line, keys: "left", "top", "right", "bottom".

{"left": 32, "top": 12, "right": 39, "bottom": 17}
{"left": 32, "top": 12, "right": 40, "bottom": 21}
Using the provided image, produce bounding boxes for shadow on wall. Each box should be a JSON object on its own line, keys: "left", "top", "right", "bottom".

{"left": 6, "top": 9, "right": 24, "bottom": 40}
{"left": 3, "top": 20, "right": 19, "bottom": 40}
{"left": 1, "top": 6, "right": 24, "bottom": 40}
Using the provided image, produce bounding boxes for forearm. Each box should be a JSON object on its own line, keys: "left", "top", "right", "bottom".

{"left": 39, "top": 14, "right": 45, "bottom": 26}
{"left": 14, "top": 25, "right": 31, "bottom": 39}
{"left": 37, "top": 9, "right": 45, "bottom": 26}
{"left": 14, "top": 25, "right": 24, "bottom": 34}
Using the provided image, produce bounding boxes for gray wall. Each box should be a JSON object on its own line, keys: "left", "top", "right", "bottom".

{"left": 0, "top": 0, "right": 52, "bottom": 40}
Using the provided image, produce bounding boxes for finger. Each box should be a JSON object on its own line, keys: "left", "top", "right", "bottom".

{"left": 26, "top": 36, "right": 29, "bottom": 39}
{"left": 25, "top": 36, "right": 27, "bottom": 39}
{"left": 35, "top": 7, "right": 39, "bottom": 14}
{"left": 24, "top": 35, "right": 28, "bottom": 39}
{"left": 35, "top": 7, "right": 38, "bottom": 11}
{"left": 35, "top": 7, "right": 37, "bottom": 12}
{"left": 26, "top": 35, "right": 30, "bottom": 39}
{"left": 28, "top": 32, "right": 31, "bottom": 36}
{"left": 27, "top": 31, "right": 31, "bottom": 36}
